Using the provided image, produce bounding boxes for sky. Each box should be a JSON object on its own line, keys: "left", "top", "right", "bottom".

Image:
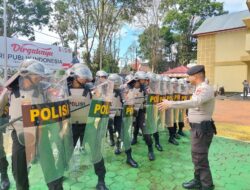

{"left": 119, "top": 0, "right": 248, "bottom": 58}
{"left": 20, "top": 0, "right": 249, "bottom": 63}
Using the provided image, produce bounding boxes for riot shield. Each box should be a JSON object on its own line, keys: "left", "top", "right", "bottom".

{"left": 84, "top": 80, "right": 114, "bottom": 164}
{"left": 19, "top": 74, "right": 73, "bottom": 184}
{"left": 179, "top": 81, "right": 189, "bottom": 122}
{"left": 0, "top": 87, "right": 11, "bottom": 163}
{"left": 109, "top": 89, "right": 122, "bottom": 120}
{"left": 121, "top": 86, "right": 134, "bottom": 151}
{"left": 69, "top": 88, "right": 91, "bottom": 125}
{"left": 133, "top": 87, "right": 145, "bottom": 112}
{"left": 173, "top": 80, "right": 180, "bottom": 124}
{"left": 158, "top": 77, "right": 167, "bottom": 130}
{"left": 165, "top": 81, "right": 174, "bottom": 128}
{"left": 145, "top": 74, "right": 160, "bottom": 134}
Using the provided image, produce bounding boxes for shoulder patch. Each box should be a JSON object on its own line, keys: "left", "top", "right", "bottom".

{"left": 195, "top": 88, "right": 203, "bottom": 95}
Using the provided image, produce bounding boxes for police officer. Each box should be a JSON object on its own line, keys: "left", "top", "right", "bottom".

{"left": 6, "top": 59, "right": 69, "bottom": 190}
{"left": 6, "top": 60, "right": 40, "bottom": 190}
{"left": 67, "top": 65, "right": 109, "bottom": 190}
{"left": 157, "top": 65, "right": 215, "bottom": 190}
{"left": 171, "top": 78, "right": 181, "bottom": 140}
{"left": 6, "top": 59, "right": 64, "bottom": 190}
{"left": 108, "top": 74, "right": 138, "bottom": 168}
{"left": 164, "top": 77, "right": 180, "bottom": 145}
{"left": 143, "top": 72, "right": 163, "bottom": 160}
{"left": 108, "top": 74, "right": 123, "bottom": 154}
{"left": 0, "top": 82, "right": 10, "bottom": 190}
{"left": 131, "top": 71, "right": 147, "bottom": 145}
{"left": 67, "top": 64, "right": 93, "bottom": 148}
{"left": 96, "top": 70, "right": 109, "bottom": 84}
{"left": 95, "top": 70, "right": 115, "bottom": 148}
{"left": 177, "top": 78, "right": 187, "bottom": 137}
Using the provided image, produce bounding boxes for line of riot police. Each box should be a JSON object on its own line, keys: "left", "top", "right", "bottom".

{"left": 0, "top": 59, "right": 195, "bottom": 190}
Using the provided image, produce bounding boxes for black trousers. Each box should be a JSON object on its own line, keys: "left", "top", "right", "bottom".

{"left": 190, "top": 122, "right": 214, "bottom": 187}
{"left": 133, "top": 109, "right": 154, "bottom": 148}
{"left": 133, "top": 109, "right": 144, "bottom": 138}
{"left": 108, "top": 116, "right": 122, "bottom": 139}
{"left": 72, "top": 123, "right": 86, "bottom": 147}
{"left": 0, "top": 131, "right": 8, "bottom": 176}
{"left": 243, "top": 87, "right": 248, "bottom": 98}
{"left": 11, "top": 130, "right": 29, "bottom": 190}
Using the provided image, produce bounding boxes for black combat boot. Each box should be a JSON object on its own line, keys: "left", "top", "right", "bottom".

{"left": 168, "top": 127, "right": 179, "bottom": 145}
{"left": 201, "top": 185, "right": 215, "bottom": 190}
{"left": 94, "top": 159, "right": 108, "bottom": 190}
{"left": 96, "top": 182, "right": 109, "bottom": 190}
{"left": 125, "top": 149, "right": 138, "bottom": 168}
{"left": 0, "top": 172, "right": 10, "bottom": 190}
{"left": 182, "top": 174, "right": 201, "bottom": 189}
{"left": 108, "top": 129, "right": 115, "bottom": 147}
{"left": 107, "top": 121, "right": 115, "bottom": 146}
{"left": 47, "top": 177, "right": 63, "bottom": 190}
{"left": 147, "top": 145, "right": 155, "bottom": 161}
{"left": 131, "top": 136, "right": 137, "bottom": 145}
{"left": 173, "top": 123, "right": 180, "bottom": 139}
{"left": 178, "top": 122, "right": 186, "bottom": 136}
{"left": 114, "top": 139, "right": 122, "bottom": 155}
{"left": 153, "top": 132, "right": 163, "bottom": 151}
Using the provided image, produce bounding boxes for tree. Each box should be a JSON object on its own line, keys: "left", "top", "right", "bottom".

{"left": 161, "top": 0, "right": 227, "bottom": 65}
{"left": 51, "top": 0, "right": 146, "bottom": 71}
{"left": 92, "top": 47, "right": 119, "bottom": 74}
{"left": 132, "top": 0, "right": 164, "bottom": 72}
{"left": 91, "top": 0, "right": 146, "bottom": 69}
{"left": 0, "top": 0, "right": 52, "bottom": 40}
{"left": 50, "top": 0, "right": 82, "bottom": 62}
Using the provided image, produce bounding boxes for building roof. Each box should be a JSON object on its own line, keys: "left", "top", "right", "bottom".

{"left": 161, "top": 65, "right": 188, "bottom": 77}
{"left": 162, "top": 65, "right": 188, "bottom": 74}
{"left": 193, "top": 10, "right": 250, "bottom": 36}
{"left": 131, "top": 59, "right": 151, "bottom": 72}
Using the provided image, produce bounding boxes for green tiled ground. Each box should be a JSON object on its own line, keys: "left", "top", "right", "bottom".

{"left": 6, "top": 132, "right": 250, "bottom": 190}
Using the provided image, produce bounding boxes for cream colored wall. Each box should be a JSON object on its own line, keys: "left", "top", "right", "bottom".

{"left": 197, "top": 28, "right": 250, "bottom": 92}
{"left": 214, "top": 65, "right": 247, "bottom": 92}
{"left": 197, "top": 35, "right": 216, "bottom": 84}
{"left": 215, "top": 29, "right": 249, "bottom": 63}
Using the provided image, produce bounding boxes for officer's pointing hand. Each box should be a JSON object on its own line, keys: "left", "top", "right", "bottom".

{"left": 157, "top": 100, "right": 171, "bottom": 111}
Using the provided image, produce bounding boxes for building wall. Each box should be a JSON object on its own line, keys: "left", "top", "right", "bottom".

{"left": 215, "top": 29, "right": 249, "bottom": 63}
{"left": 197, "top": 28, "right": 250, "bottom": 92}
{"left": 214, "top": 65, "right": 247, "bottom": 92}
{"left": 197, "top": 35, "right": 216, "bottom": 85}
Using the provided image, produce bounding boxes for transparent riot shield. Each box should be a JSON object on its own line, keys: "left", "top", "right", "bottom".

{"left": 69, "top": 88, "right": 91, "bottom": 126}
{"left": 19, "top": 74, "right": 73, "bottom": 185}
{"left": 179, "top": 81, "right": 189, "bottom": 123}
{"left": 121, "top": 86, "right": 134, "bottom": 151}
{"left": 145, "top": 75, "right": 160, "bottom": 134}
{"left": 158, "top": 77, "right": 167, "bottom": 130}
{"left": 84, "top": 80, "right": 114, "bottom": 164}
{"left": 165, "top": 81, "right": 174, "bottom": 128}
{"left": 66, "top": 87, "right": 92, "bottom": 178}
{"left": 133, "top": 87, "right": 145, "bottom": 112}
{"left": 173, "top": 81, "right": 180, "bottom": 124}
{"left": 109, "top": 88, "right": 123, "bottom": 121}
{"left": 0, "top": 87, "right": 11, "bottom": 163}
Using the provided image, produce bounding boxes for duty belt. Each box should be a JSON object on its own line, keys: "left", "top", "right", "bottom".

{"left": 190, "top": 120, "right": 217, "bottom": 135}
